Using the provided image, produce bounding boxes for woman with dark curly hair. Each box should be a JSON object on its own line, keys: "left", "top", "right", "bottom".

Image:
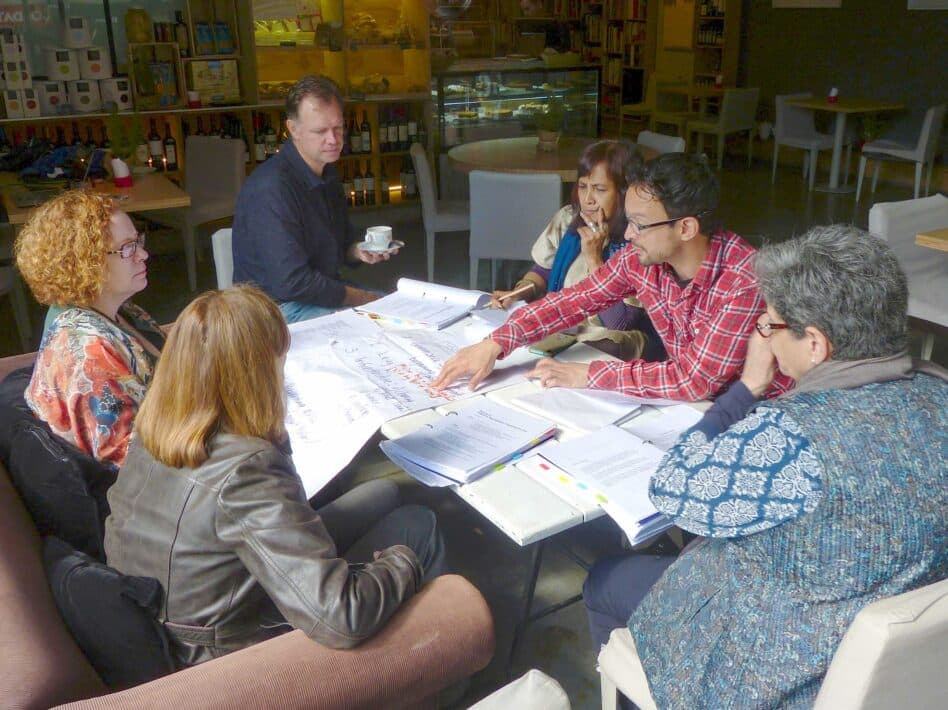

{"left": 15, "top": 189, "right": 164, "bottom": 467}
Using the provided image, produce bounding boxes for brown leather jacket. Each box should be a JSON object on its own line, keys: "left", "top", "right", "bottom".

{"left": 105, "top": 433, "right": 421, "bottom": 667}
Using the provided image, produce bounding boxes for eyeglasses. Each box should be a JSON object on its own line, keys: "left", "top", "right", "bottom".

{"left": 627, "top": 210, "right": 711, "bottom": 235}
{"left": 755, "top": 320, "right": 790, "bottom": 338}
{"left": 107, "top": 232, "right": 146, "bottom": 260}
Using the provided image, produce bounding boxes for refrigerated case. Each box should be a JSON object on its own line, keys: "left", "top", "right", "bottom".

{"left": 432, "top": 61, "right": 600, "bottom": 151}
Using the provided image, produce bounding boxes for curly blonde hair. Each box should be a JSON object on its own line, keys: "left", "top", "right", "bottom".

{"left": 15, "top": 189, "right": 114, "bottom": 307}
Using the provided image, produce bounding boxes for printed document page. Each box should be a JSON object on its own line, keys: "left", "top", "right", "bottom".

{"left": 511, "top": 388, "right": 643, "bottom": 432}
{"left": 354, "top": 278, "right": 491, "bottom": 329}
{"left": 622, "top": 404, "right": 703, "bottom": 450}
{"left": 380, "top": 400, "right": 556, "bottom": 485}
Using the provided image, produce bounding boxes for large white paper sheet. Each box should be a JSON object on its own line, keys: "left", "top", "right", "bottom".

{"left": 621, "top": 403, "right": 703, "bottom": 451}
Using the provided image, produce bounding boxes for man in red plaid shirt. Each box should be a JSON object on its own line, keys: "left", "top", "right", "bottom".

{"left": 433, "top": 153, "right": 791, "bottom": 400}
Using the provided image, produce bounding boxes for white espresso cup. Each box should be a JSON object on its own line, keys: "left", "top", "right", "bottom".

{"left": 366, "top": 225, "right": 393, "bottom": 249}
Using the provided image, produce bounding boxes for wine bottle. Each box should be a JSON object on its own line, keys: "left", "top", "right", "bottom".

{"left": 403, "top": 156, "right": 416, "bottom": 198}
{"left": 55, "top": 126, "right": 67, "bottom": 147}
{"left": 264, "top": 117, "right": 277, "bottom": 156}
{"left": 378, "top": 110, "right": 388, "bottom": 153}
{"left": 380, "top": 169, "right": 390, "bottom": 204}
{"left": 148, "top": 119, "right": 164, "bottom": 170}
{"left": 342, "top": 164, "right": 354, "bottom": 207}
{"left": 407, "top": 109, "right": 418, "bottom": 147}
{"left": 253, "top": 114, "right": 266, "bottom": 162}
{"left": 364, "top": 161, "right": 375, "bottom": 206}
{"left": 163, "top": 123, "right": 178, "bottom": 171}
{"left": 71, "top": 121, "right": 82, "bottom": 145}
{"left": 349, "top": 113, "right": 361, "bottom": 154}
{"left": 398, "top": 108, "right": 409, "bottom": 151}
{"left": 100, "top": 125, "right": 111, "bottom": 149}
{"left": 195, "top": 116, "right": 205, "bottom": 136}
{"left": 387, "top": 113, "right": 398, "bottom": 153}
{"left": 360, "top": 110, "right": 371, "bottom": 153}
{"left": 352, "top": 161, "right": 364, "bottom": 206}
{"left": 174, "top": 11, "right": 190, "bottom": 58}
{"left": 85, "top": 125, "right": 97, "bottom": 149}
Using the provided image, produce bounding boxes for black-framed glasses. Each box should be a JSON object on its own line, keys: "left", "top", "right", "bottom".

{"left": 107, "top": 232, "right": 146, "bottom": 260}
{"left": 755, "top": 321, "right": 790, "bottom": 338}
{"left": 627, "top": 209, "right": 711, "bottom": 235}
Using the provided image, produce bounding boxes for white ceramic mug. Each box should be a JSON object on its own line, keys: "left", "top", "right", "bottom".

{"left": 366, "top": 226, "right": 392, "bottom": 249}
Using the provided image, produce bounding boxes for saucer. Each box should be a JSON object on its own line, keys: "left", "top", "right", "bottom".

{"left": 356, "top": 239, "right": 404, "bottom": 254}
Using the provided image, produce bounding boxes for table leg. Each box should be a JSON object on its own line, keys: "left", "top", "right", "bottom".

{"left": 507, "top": 540, "right": 545, "bottom": 680}
{"left": 815, "top": 112, "right": 855, "bottom": 194}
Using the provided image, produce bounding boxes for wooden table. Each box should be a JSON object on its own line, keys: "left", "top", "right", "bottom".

{"left": 784, "top": 97, "right": 904, "bottom": 193}
{"left": 447, "top": 136, "right": 658, "bottom": 182}
{"left": 916, "top": 227, "right": 948, "bottom": 252}
{"left": 2, "top": 172, "right": 191, "bottom": 226}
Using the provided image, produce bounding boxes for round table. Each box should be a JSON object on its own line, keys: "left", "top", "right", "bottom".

{"left": 447, "top": 137, "right": 658, "bottom": 182}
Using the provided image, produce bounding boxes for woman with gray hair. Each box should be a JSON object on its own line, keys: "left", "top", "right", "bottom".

{"left": 584, "top": 224, "right": 947, "bottom": 708}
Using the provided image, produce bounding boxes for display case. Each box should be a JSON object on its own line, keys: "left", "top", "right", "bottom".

{"left": 431, "top": 61, "right": 601, "bottom": 156}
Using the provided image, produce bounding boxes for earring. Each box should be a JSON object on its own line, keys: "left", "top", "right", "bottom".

{"left": 810, "top": 356, "right": 817, "bottom": 364}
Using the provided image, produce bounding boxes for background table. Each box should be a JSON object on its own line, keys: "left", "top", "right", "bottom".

{"left": 2, "top": 173, "right": 191, "bottom": 225}
{"left": 916, "top": 227, "right": 948, "bottom": 252}
{"left": 448, "top": 137, "right": 658, "bottom": 182}
{"left": 785, "top": 97, "right": 904, "bottom": 193}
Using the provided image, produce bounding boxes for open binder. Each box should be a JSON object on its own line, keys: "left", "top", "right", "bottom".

{"left": 355, "top": 278, "right": 491, "bottom": 329}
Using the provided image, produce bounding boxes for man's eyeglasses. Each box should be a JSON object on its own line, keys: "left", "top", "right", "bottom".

{"left": 627, "top": 209, "right": 711, "bottom": 235}
{"left": 755, "top": 320, "right": 790, "bottom": 338}
{"left": 107, "top": 232, "right": 146, "bottom": 260}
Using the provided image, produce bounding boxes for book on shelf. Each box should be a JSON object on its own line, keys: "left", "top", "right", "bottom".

{"left": 354, "top": 278, "right": 491, "bottom": 329}
{"left": 379, "top": 400, "right": 556, "bottom": 487}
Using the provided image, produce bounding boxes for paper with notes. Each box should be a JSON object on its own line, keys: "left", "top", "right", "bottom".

{"left": 354, "top": 278, "right": 491, "bottom": 329}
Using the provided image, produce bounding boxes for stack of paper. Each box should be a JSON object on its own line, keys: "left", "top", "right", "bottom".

{"left": 355, "top": 278, "right": 491, "bottom": 329}
{"left": 380, "top": 400, "right": 556, "bottom": 487}
{"left": 510, "top": 388, "right": 643, "bottom": 433}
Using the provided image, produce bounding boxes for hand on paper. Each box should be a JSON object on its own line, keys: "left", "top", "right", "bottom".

{"left": 578, "top": 207, "right": 608, "bottom": 269}
{"left": 739, "top": 316, "right": 777, "bottom": 398}
{"left": 430, "top": 338, "right": 502, "bottom": 391}
{"left": 342, "top": 286, "right": 380, "bottom": 307}
{"left": 529, "top": 358, "right": 590, "bottom": 389}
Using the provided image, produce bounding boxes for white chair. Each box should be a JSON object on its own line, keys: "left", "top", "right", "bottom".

{"left": 468, "top": 170, "right": 561, "bottom": 290}
{"left": 636, "top": 130, "right": 686, "bottom": 155}
{"left": 868, "top": 194, "right": 948, "bottom": 360}
{"left": 686, "top": 87, "right": 761, "bottom": 170}
{"left": 772, "top": 92, "right": 852, "bottom": 191}
{"left": 0, "top": 265, "right": 31, "bottom": 352}
{"left": 143, "top": 136, "right": 246, "bottom": 291}
{"left": 620, "top": 73, "right": 660, "bottom": 137}
{"left": 211, "top": 228, "right": 233, "bottom": 288}
{"left": 648, "top": 81, "right": 696, "bottom": 138}
{"left": 599, "top": 577, "right": 948, "bottom": 710}
{"left": 856, "top": 103, "right": 947, "bottom": 203}
{"left": 410, "top": 142, "right": 470, "bottom": 282}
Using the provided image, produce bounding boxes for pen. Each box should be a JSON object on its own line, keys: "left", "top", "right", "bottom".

{"left": 613, "top": 408, "right": 645, "bottom": 427}
{"left": 483, "top": 282, "right": 537, "bottom": 310}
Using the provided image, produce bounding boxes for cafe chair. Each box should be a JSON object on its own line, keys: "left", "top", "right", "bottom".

{"left": 0, "top": 265, "right": 31, "bottom": 352}
{"left": 211, "top": 228, "right": 233, "bottom": 289}
{"left": 598, "top": 576, "right": 948, "bottom": 710}
{"left": 142, "top": 136, "right": 246, "bottom": 292}
{"left": 772, "top": 92, "right": 852, "bottom": 191}
{"left": 410, "top": 142, "right": 470, "bottom": 282}
{"left": 619, "top": 73, "right": 660, "bottom": 137}
{"left": 636, "top": 130, "right": 686, "bottom": 155}
{"left": 468, "top": 170, "right": 561, "bottom": 290}
{"left": 868, "top": 194, "right": 948, "bottom": 360}
{"left": 648, "top": 80, "right": 696, "bottom": 139}
{"left": 856, "top": 103, "right": 946, "bottom": 203}
{"left": 686, "top": 87, "right": 761, "bottom": 171}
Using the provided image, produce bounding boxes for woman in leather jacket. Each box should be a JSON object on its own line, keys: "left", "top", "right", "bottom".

{"left": 105, "top": 285, "right": 445, "bottom": 666}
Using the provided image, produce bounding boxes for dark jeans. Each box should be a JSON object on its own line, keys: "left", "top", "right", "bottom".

{"left": 316, "top": 478, "right": 447, "bottom": 582}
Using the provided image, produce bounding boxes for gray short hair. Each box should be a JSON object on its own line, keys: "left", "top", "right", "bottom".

{"left": 286, "top": 75, "right": 344, "bottom": 120}
{"left": 754, "top": 224, "right": 908, "bottom": 360}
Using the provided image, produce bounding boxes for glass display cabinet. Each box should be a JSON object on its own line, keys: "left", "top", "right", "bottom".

{"left": 431, "top": 62, "right": 601, "bottom": 157}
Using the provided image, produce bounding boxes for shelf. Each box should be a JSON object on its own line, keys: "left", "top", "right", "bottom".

{"left": 182, "top": 53, "right": 238, "bottom": 61}
{"left": 695, "top": 44, "right": 723, "bottom": 49}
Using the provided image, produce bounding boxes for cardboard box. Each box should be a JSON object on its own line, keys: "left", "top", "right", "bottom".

{"left": 45, "top": 48, "right": 80, "bottom": 82}
{"left": 2, "top": 88, "right": 23, "bottom": 118}
{"left": 67, "top": 79, "right": 102, "bottom": 113}
{"left": 21, "top": 87, "right": 40, "bottom": 117}
{"left": 78, "top": 47, "right": 112, "bottom": 80}
{"left": 36, "top": 80, "right": 66, "bottom": 115}
{"left": 100, "top": 77, "right": 133, "bottom": 111}
{"left": 187, "top": 59, "right": 240, "bottom": 105}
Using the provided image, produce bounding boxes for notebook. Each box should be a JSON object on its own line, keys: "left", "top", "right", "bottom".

{"left": 354, "top": 278, "right": 491, "bottom": 329}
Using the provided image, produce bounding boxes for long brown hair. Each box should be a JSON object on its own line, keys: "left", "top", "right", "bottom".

{"left": 135, "top": 285, "right": 290, "bottom": 468}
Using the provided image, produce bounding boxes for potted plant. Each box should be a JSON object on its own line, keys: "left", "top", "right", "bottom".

{"left": 104, "top": 107, "right": 145, "bottom": 187}
{"left": 535, "top": 96, "right": 565, "bottom": 152}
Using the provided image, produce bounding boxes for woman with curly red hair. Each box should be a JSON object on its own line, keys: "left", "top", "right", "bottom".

{"left": 15, "top": 189, "right": 164, "bottom": 467}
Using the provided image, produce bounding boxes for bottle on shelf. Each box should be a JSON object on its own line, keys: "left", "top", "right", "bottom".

{"left": 195, "top": 117, "right": 205, "bottom": 136}
{"left": 174, "top": 11, "right": 190, "bottom": 58}
{"left": 417, "top": 120, "right": 427, "bottom": 151}
{"left": 218, "top": 115, "right": 228, "bottom": 139}
{"left": 164, "top": 122, "right": 178, "bottom": 171}
{"left": 71, "top": 122, "right": 82, "bottom": 146}
{"left": 360, "top": 110, "right": 371, "bottom": 153}
{"left": 380, "top": 168, "right": 390, "bottom": 204}
{"left": 253, "top": 114, "right": 266, "bottom": 162}
{"left": 378, "top": 110, "right": 388, "bottom": 153}
{"left": 352, "top": 161, "right": 364, "bottom": 207}
{"left": 387, "top": 113, "right": 399, "bottom": 153}
{"left": 264, "top": 117, "right": 278, "bottom": 157}
{"left": 100, "top": 125, "right": 110, "bottom": 149}
{"left": 55, "top": 126, "right": 66, "bottom": 148}
{"left": 397, "top": 108, "right": 409, "bottom": 151}
{"left": 0, "top": 128, "right": 10, "bottom": 159}
{"left": 402, "top": 156, "right": 416, "bottom": 199}
{"left": 278, "top": 112, "right": 289, "bottom": 148}
{"left": 349, "top": 113, "right": 362, "bottom": 154}
{"left": 407, "top": 109, "right": 418, "bottom": 148}
{"left": 148, "top": 119, "right": 164, "bottom": 170}
{"left": 364, "top": 161, "right": 375, "bottom": 206}
{"left": 85, "top": 125, "right": 97, "bottom": 149}
{"left": 342, "top": 164, "right": 354, "bottom": 207}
